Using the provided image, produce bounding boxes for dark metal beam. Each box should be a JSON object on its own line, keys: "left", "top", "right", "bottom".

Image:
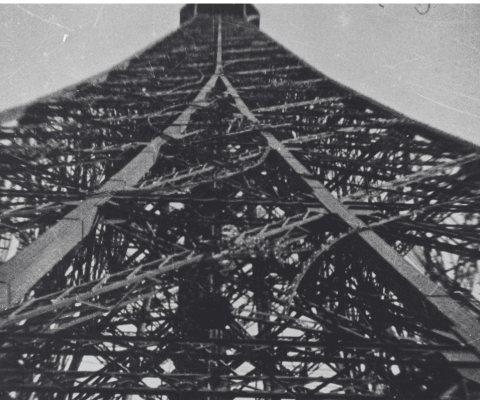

{"left": 218, "top": 63, "right": 480, "bottom": 383}
{"left": 0, "top": 70, "right": 221, "bottom": 310}
{"left": 0, "top": 383, "right": 398, "bottom": 399}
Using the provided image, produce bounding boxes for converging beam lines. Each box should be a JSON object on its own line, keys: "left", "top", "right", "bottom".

{"left": 216, "top": 26, "right": 480, "bottom": 383}
{"left": 2, "top": 13, "right": 480, "bottom": 400}
{"left": 0, "top": 22, "right": 226, "bottom": 309}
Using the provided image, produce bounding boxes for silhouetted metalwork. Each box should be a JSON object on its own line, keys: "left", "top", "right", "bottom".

{"left": 0, "top": 5, "right": 480, "bottom": 400}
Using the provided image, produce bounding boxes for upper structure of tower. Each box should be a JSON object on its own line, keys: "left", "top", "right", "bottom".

{"left": 180, "top": 3, "right": 260, "bottom": 26}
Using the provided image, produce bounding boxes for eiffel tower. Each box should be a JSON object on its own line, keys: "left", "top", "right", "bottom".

{"left": 1, "top": 4, "right": 480, "bottom": 399}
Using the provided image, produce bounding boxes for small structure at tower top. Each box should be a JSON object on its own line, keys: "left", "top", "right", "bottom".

{"left": 180, "top": 4, "right": 260, "bottom": 27}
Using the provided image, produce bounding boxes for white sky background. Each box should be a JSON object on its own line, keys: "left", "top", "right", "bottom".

{"left": 1, "top": 4, "right": 480, "bottom": 146}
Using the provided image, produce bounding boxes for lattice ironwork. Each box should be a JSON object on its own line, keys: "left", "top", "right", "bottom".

{"left": 0, "top": 5, "right": 480, "bottom": 400}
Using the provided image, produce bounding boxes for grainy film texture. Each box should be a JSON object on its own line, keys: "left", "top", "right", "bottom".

{"left": 1, "top": 5, "right": 480, "bottom": 400}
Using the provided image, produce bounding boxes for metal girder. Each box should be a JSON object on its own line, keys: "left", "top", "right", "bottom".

{"left": 0, "top": 138, "right": 160, "bottom": 308}
{"left": 0, "top": 60, "right": 221, "bottom": 309}
{"left": 4, "top": 347, "right": 473, "bottom": 366}
{"left": 1, "top": 334, "right": 472, "bottom": 351}
{"left": 0, "top": 384, "right": 399, "bottom": 399}
{"left": 1, "top": 11, "right": 480, "bottom": 400}
{"left": 0, "top": 209, "right": 326, "bottom": 331}
{"left": 216, "top": 50, "right": 480, "bottom": 383}
{"left": 230, "top": 65, "right": 305, "bottom": 76}
{"left": 265, "top": 136, "right": 480, "bottom": 383}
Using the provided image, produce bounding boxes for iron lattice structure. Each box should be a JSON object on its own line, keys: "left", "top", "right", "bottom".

{"left": 1, "top": 5, "right": 480, "bottom": 399}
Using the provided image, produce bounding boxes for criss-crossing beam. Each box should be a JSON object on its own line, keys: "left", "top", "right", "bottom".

{"left": 215, "top": 34, "right": 480, "bottom": 382}
{"left": 1, "top": 10, "right": 480, "bottom": 399}
{"left": 0, "top": 19, "right": 225, "bottom": 309}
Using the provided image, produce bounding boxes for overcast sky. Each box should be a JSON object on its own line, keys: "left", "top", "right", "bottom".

{"left": 1, "top": 4, "right": 479, "bottom": 146}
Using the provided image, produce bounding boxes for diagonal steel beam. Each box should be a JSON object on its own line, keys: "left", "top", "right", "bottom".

{"left": 0, "top": 57, "right": 222, "bottom": 311}
{"left": 0, "top": 210, "right": 326, "bottom": 331}
{"left": 219, "top": 60, "right": 480, "bottom": 383}
{"left": 0, "top": 15, "right": 228, "bottom": 309}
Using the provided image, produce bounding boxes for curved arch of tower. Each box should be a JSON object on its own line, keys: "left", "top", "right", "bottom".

{"left": 0, "top": 5, "right": 480, "bottom": 400}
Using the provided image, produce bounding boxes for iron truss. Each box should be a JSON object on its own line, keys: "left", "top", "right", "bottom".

{"left": 0, "top": 8, "right": 480, "bottom": 400}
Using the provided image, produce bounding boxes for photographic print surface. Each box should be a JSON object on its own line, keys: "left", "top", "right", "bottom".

{"left": 0, "top": 4, "right": 479, "bottom": 400}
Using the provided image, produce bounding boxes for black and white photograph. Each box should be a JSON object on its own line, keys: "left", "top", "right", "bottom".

{"left": 0, "top": 3, "right": 479, "bottom": 399}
